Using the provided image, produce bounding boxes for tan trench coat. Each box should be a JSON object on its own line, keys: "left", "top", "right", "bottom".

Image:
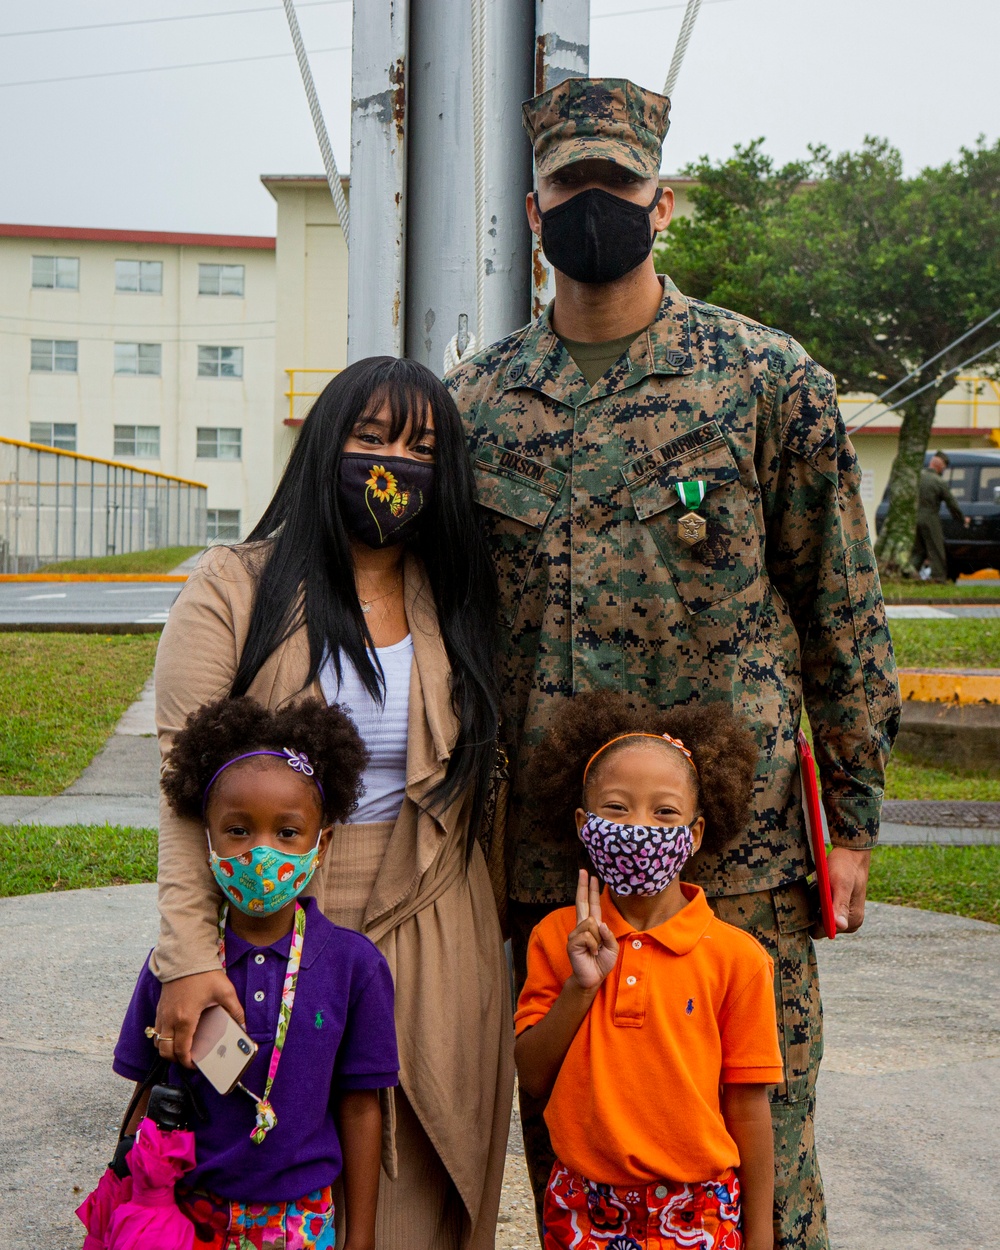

{"left": 152, "top": 544, "right": 514, "bottom": 1247}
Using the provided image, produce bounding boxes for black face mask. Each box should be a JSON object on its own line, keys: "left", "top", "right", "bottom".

{"left": 535, "top": 187, "right": 662, "bottom": 285}
{"left": 337, "top": 453, "right": 434, "bottom": 549}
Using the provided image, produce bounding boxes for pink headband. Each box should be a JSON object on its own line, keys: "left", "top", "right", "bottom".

{"left": 202, "top": 749, "right": 325, "bottom": 815}
{"left": 582, "top": 732, "right": 697, "bottom": 787}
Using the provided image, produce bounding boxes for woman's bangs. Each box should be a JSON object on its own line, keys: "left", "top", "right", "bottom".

{"left": 359, "top": 370, "right": 433, "bottom": 447}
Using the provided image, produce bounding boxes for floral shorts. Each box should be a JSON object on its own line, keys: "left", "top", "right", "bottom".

{"left": 542, "top": 1162, "right": 742, "bottom": 1250}
{"left": 176, "top": 1185, "right": 335, "bottom": 1250}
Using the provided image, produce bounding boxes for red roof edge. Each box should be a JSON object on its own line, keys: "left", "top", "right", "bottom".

{"left": 0, "top": 223, "right": 275, "bottom": 249}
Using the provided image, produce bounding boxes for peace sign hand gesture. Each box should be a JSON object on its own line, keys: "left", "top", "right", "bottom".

{"left": 567, "top": 870, "right": 619, "bottom": 990}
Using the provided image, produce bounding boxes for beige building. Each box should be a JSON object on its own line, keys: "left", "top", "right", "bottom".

{"left": 0, "top": 222, "right": 277, "bottom": 541}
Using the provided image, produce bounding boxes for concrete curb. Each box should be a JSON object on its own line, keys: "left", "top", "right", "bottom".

{"left": 879, "top": 822, "right": 1000, "bottom": 845}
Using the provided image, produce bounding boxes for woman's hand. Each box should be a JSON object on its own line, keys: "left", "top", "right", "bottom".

{"left": 153, "top": 969, "right": 245, "bottom": 1068}
{"left": 567, "top": 871, "right": 619, "bottom": 991}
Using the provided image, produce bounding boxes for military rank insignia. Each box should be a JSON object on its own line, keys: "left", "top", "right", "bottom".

{"left": 675, "top": 481, "right": 707, "bottom": 547}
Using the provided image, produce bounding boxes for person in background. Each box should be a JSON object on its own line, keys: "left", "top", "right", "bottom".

{"left": 148, "top": 357, "right": 513, "bottom": 1250}
{"left": 448, "top": 76, "right": 900, "bottom": 1250}
{"left": 912, "top": 451, "right": 970, "bottom": 581}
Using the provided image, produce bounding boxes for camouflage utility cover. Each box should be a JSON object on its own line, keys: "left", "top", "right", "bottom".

{"left": 522, "top": 77, "right": 671, "bottom": 179}
{"left": 448, "top": 279, "right": 901, "bottom": 905}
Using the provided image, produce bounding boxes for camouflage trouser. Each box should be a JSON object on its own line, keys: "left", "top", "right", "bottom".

{"left": 509, "top": 879, "right": 829, "bottom": 1250}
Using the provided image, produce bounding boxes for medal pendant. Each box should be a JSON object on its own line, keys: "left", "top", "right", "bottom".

{"left": 677, "top": 511, "right": 707, "bottom": 547}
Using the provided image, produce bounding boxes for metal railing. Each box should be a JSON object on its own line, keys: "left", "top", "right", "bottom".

{"left": 284, "top": 368, "right": 341, "bottom": 426}
{"left": 0, "top": 437, "right": 207, "bottom": 573}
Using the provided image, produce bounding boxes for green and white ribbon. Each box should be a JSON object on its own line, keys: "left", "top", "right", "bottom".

{"left": 218, "top": 899, "right": 306, "bottom": 1144}
{"left": 675, "top": 480, "right": 707, "bottom": 509}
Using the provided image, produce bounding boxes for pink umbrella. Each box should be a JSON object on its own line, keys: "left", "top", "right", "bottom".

{"left": 76, "top": 1167, "right": 133, "bottom": 1249}
{"left": 104, "top": 1117, "right": 197, "bottom": 1250}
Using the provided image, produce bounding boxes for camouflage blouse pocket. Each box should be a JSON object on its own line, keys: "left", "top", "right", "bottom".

{"left": 622, "top": 430, "right": 761, "bottom": 614}
{"left": 473, "top": 446, "right": 565, "bottom": 628}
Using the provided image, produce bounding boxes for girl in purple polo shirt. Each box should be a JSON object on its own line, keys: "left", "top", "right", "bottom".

{"left": 113, "top": 697, "right": 399, "bottom": 1250}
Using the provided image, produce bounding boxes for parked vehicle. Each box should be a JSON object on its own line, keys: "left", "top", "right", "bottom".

{"left": 875, "top": 449, "right": 1000, "bottom": 578}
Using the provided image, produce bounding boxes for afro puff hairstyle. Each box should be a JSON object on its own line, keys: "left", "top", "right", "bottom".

{"left": 161, "top": 696, "right": 368, "bottom": 825}
{"left": 527, "top": 691, "right": 758, "bottom": 857}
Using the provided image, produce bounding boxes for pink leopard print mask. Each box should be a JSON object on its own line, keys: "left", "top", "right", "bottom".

{"left": 578, "top": 813, "right": 695, "bottom": 897}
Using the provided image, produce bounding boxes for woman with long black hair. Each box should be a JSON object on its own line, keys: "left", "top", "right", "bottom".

{"left": 148, "top": 357, "right": 513, "bottom": 1250}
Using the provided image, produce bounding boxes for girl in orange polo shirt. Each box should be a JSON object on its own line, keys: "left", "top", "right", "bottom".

{"left": 515, "top": 694, "right": 783, "bottom": 1250}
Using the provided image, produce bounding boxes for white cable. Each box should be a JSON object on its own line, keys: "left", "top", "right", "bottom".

{"left": 282, "top": 0, "right": 350, "bottom": 248}
{"left": 845, "top": 305, "right": 1000, "bottom": 429}
{"left": 663, "top": 0, "right": 702, "bottom": 98}
{"left": 470, "top": 0, "right": 487, "bottom": 346}
{"left": 846, "top": 335, "right": 1000, "bottom": 436}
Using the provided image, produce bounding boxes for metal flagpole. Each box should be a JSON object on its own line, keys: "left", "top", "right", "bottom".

{"left": 347, "top": 0, "right": 409, "bottom": 361}
{"left": 530, "top": 0, "right": 589, "bottom": 317}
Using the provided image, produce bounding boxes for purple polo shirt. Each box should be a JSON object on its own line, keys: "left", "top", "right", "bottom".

{"left": 114, "top": 896, "right": 398, "bottom": 1203}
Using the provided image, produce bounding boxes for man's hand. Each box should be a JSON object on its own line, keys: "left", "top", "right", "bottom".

{"left": 826, "top": 848, "right": 871, "bottom": 934}
{"left": 154, "top": 969, "right": 245, "bottom": 1068}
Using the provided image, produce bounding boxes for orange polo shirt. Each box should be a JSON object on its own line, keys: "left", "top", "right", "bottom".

{"left": 514, "top": 882, "right": 783, "bottom": 1185}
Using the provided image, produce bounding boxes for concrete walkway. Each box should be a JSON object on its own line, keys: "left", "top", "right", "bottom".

{"left": 1, "top": 887, "right": 996, "bottom": 1250}
{"left": 0, "top": 678, "right": 160, "bottom": 828}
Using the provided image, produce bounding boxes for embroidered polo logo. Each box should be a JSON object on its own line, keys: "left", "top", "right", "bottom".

{"left": 685, "top": 998, "right": 695, "bottom": 1015}
{"left": 315, "top": 1011, "right": 324, "bottom": 1029}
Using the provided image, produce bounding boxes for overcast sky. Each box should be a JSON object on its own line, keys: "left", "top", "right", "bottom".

{"left": 1, "top": 0, "right": 997, "bottom": 236}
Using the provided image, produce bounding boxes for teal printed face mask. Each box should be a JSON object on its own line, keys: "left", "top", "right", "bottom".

{"left": 207, "top": 836, "right": 321, "bottom": 916}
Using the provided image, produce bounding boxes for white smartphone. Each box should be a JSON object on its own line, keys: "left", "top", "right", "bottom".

{"left": 191, "top": 1004, "right": 258, "bottom": 1095}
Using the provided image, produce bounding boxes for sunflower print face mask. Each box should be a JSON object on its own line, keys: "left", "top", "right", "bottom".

{"left": 338, "top": 454, "right": 435, "bottom": 548}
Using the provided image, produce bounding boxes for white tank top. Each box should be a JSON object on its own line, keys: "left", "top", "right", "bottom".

{"left": 319, "top": 636, "right": 413, "bottom": 824}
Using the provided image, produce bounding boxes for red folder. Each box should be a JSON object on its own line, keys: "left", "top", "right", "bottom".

{"left": 796, "top": 730, "right": 837, "bottom": 940}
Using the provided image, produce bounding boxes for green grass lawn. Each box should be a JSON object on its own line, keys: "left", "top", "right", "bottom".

{"left": 881, "top": 579, "right": 1000, "bottom": 603}
{"left": 867, "top": 845, "right": 999, "bottom": 925}
{"left": 0, "top": 824, "right": 156, "bottom": 896}
{"left": 888, "top": 619, "right": 1000, "bottom": 669}
{"left": 0, "top": 633, "right": 160, "bottom": 795}
{"left": 33, "top": 546, "right": 202, "bottom": 575}
{"left": 884, "top": 753, "right": 1000, "bottom": 802}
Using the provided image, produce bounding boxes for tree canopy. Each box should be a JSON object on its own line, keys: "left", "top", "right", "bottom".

{"left": 656, "top": 136, "right": 1000, "bottom": 573}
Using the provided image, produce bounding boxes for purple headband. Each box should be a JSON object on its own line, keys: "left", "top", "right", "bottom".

{"left": 202, "top": 749, "right": 326, "bottom": 815}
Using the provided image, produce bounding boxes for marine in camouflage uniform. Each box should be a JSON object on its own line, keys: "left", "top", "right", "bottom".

{"left": 447, "top": 77, "right": 900, "bottom": 1250}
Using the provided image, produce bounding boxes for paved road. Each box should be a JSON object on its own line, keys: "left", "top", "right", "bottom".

{"left": 0, "top": 580, "right": 181, "bottom": 627}
{"left": 886, "top": 603, "right": 1000, "bottom": 618}
{"left": 2, "top": 889, "right": 996, "bottom": 1250}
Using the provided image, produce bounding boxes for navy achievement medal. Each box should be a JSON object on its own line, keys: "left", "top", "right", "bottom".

{"left": 676, "top": 480, "right": 707, "bottom": 547}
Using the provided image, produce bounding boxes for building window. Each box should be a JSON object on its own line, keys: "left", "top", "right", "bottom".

{"left": 31, "top": 339, "right": 78, "bottom": 372}
{"left": 115, "top": 259, "right": 163, "bottom": 293}
{"left": 31, "top": 255, "right": 79, "bottom": 290}
{"left": 197, "top": 427, "right": 242, "bottom": 460}
{"left": 114, "top": 425, "right": 161, "bottom": 458}
{"left": 30, "top": 422, "right": 77, "bottom": 451}
{"left": 197, "top": 345, "right": 243, "bottom": 378}
{"left": 206, "top": 509, "right": 241, "bottom": 542}
{"left": 114, "top": 342, "right": 162, "bottom": 376}
{"left": 198, "top": 263, "right": 245, "bottom": 297}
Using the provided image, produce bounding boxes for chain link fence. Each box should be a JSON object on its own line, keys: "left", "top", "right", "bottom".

{"left": 0, "top": 437, "right": 207, "bottom": 572}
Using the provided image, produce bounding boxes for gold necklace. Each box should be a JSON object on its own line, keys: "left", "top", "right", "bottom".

{"left": 356, "top": 576, "right": 400, "bottom": 615}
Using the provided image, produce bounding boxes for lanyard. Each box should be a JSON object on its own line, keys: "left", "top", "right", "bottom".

{"left": 217, "top": 900, "right": 306, "bottom": 1144}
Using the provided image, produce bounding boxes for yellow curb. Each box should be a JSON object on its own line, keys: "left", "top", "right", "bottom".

{"left": 958, "top": 568, "right": 1000, "bottom": 581}
{"left": 899, "top": 669, "right": 1000, "bottom": 704}
{"left": 0, "top": 573, "right": 188, "bottom": 583}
